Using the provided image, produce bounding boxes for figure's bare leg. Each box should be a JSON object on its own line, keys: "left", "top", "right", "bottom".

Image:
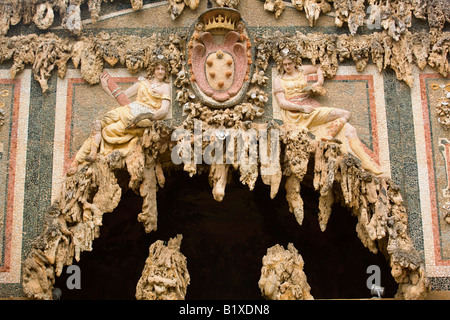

{"left": 66, "top": 121, "right": 102, "bottom": 176}
{"left": 320, "top": 109, "right": 351, "bottom": 144}
{"left": 321, "top": 119, "right": 345, "bottom": 144}
{"left": 345, "top": 124, "right": 384, "bottom": 176}
{"left": 86, "top": 120, "right": 102, "bottom": 162}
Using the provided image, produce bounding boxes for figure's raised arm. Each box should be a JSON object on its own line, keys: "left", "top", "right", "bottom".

{"left": 100, "top": 72, "right": 133, "bottom": 106}
{"left": 301, "top": 65, "right": 324, "bottom": 87}
{"left": 100, "top": 72, "right": 114, "bottom": 98}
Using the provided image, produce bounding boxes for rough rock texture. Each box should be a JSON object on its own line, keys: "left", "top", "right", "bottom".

{"left": 443, "top": 202, "right": 450, "bottom": 225}
{"left": 132, "top": 124, "right": 172, "bottom": 233}
{"left": 263, "top": 0, "right": 450, "bottom": 36}
{"left": 291, "top": 0, "right": 332, "bottom": 27}
{"left": 0, "top": 0, "right": 447, "bottom": 37}
{"left": 256, "top": 29, "right": 449, "bottom": 87}
{"left": 33, "top": 2, "right": 54, "bottom": 30}
{"left": 259, "top": 243, "right": 314, "bottom": 300}
{"left": 21, "top": 114, "right": 430, "bottom": 299}
{"left": 135, "top": 234, "right": 190, "bottom": 300}
{"left": 22, "top": 156, "right": 122, "bottom": 300}
{"left": 280, "top": 125, "right": 430, "bottom": 300}
{"left": 216, "top": 0, "right": 240, "bottom": 8}
{"left": 0, "top": 0, "right": 144, "bottom": 36}
{"left": 0, "top": 89, "right": 7, "bottom": 127}
{"left": 264, "top": 0, "right": 285, "bottom": 19}
{"left": 433, "top": 83, "right": 450, "bottom": 129}
{"left": 22, "top": 122, "right": 171, "bottom": 299}
{"left": 168, "top": 0, "right": 187, "bottom": 20}
{"left": 0, "top": 28, "right": 447, "bottom": 94}
{"left": 16, "top": 16, "right": 435, "bottom": 300}
{"left": 0, "top": 31, "right": 184, "bottom": 92}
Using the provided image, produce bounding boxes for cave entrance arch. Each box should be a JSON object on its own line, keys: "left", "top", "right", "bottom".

{"left": 54, "top": 168, "right": 397, "bottom": 300}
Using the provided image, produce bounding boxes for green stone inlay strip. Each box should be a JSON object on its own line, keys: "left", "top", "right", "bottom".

{"left": 383, "top": 69, "right": 424, "bottom": 253}
{"left": 22, "top": 74, "right": 56, "bottom": 254}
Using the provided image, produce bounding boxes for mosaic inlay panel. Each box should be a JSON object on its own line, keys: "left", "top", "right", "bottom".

{"left": 0, "top": 70, "right": 31, "bottom": 285}
{"left": 411, "top": 68, "right": 450, "bottom": 281}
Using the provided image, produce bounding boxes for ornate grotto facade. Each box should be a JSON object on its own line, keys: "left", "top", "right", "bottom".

{"left": 0, "top": 0, "right": 449, "bottom": 300}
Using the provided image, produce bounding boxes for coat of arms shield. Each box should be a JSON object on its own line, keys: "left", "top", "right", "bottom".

{"left": 187, "top": 8, "right": 253, "bottom": 108}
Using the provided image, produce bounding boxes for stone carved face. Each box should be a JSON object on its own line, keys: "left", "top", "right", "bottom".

{"left": 282, "top": 57, "right": 296, "bottom": 75}
{"left": 148, "top": 61, "right": 170, "bottom": 83}
{"left": 154, "top": 64, "right": 166, "bottom": 82}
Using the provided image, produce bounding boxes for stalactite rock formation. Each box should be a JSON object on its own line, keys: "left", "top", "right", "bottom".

{"left": 14, "top": 6, "right": 439, "bottom": 300}
{"left": 281, "top": 127, "right": 430, "bottom": 299}
{"left": 0, "top": 29, "right": 447, "bottom": 93}
{"left": 21, "top": 117, "right": 430, "bottom": 299}
{"left": 135, "top": 234, "right": 190, "bottom": 300}
{"left": 259, "top": 243, "right": 314, "bottom": 300}
{"left": 22, "top": 156, "right": 122, "bottom": 300}
{"left": 264, "top": 0, "right": 285, "bottom": 19}
{"left": 0, "top": 0, "right": 447, "bottom": 38}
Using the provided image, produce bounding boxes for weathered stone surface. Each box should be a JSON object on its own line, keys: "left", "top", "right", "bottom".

{"left": 21, "top": 117, "right": 430, "bottom": 299}
{"left": 135, "top": 234, "right": 190, "bottom": 300}
{"left": 22, "top": 156, "right": 121, "bottom": 300}
{"left": 259, "top": 243, "right": 314, "bottom": 300}
{"left": 14, "top": 3, "right": 437, "bottom": 300}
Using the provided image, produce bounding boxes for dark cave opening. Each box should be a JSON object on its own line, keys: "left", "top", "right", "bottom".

{"left": 55, "top": 168, "right": 397, "bottom": 300}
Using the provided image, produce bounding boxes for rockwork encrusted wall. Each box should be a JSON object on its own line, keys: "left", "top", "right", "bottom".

{"left": 0, "top": 0, "right": 449, "bottom": 299}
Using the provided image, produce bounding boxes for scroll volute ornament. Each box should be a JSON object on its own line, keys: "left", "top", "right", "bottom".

{"left": 187, "top": 8, "right": 253, "bottom": 108}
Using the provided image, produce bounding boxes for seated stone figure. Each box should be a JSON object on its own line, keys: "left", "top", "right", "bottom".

{"left": 273, "top": 52, "right": 384, "bottom": 176}
{"left": 67, "top": 59, "right": 171, "bottom": 175}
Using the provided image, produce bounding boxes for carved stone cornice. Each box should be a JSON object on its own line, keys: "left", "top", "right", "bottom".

{"left": 0, "top": 0, "right": 448, "bottom": 37}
